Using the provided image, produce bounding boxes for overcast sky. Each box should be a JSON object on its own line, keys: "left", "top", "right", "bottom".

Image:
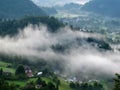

{"left": 31, "top": 0, "right": 91, "bottom": 7}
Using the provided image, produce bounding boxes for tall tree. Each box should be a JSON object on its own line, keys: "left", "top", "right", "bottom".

{"left": 114, "top": 74, "right": 120, "bottom": 90}
{"left": 0, "top": 68, "right": 3, "bottom": 77}
{"left": 15, "top": 65, "right": 26, "bottom": 79}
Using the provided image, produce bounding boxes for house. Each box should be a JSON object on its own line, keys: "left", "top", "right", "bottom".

{"left": 24, "top": 66, "right": 34, "bottom": 77}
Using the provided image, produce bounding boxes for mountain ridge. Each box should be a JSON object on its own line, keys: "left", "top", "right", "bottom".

{"left": 81, "top": 0, "right": 120, "bottom": 17}
{"left": 0, "top": 0, "right": 47, "bottom": 19}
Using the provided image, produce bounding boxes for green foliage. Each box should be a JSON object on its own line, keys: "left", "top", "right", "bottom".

{"left": 6, "top": 77, "right": 72, "bottom": 90}
{"left": 15, "top": 65, "right": 26, "bottom": 80}
{"left": 23, "top": 81, "right": 36, "bottom": 90}
{"left": 69, "top": 82, "right": 104, "bottom": 90}
{"left": 36, "top": 77, "right": 43, "bottom": 85}
{"left": 87, "top": 37, "right": 111, "bottom": 50}
{"left": 0, "top": 78, "right": 17, "bottom": 90}
{"left": 0, "top": 16, "right": 64, "bottom": 36}
{"left": 0, "top": 68, "right": 3, "bottom": 78}
{"left": 47, "top": 82, "right": 56, "bottom": 90}
{"left": 114, "top": 74, "right": 120, "bottom": 90}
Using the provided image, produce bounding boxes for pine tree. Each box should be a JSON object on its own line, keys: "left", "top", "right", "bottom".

{"left": 114, "top": 74, "right": 120, "bottom": 90}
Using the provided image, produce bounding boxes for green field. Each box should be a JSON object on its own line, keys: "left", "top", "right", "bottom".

{"left": 0, "top": 61, "right": 15, "bottom": 73}
{"left": 59, "top": 77, "right": 73, "bottom": 90}
{"left": 7, "top": 77, "right": 73, "bottom": 90}
{"left": 0, "top": 60, "right": 114, "bottom": 90}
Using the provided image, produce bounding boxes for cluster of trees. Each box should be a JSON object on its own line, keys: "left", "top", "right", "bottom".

{"left": 0, "top": 16, "right": 64, "bottom": 36}
{"left": 70, "top": 82, "right": 104, "bottom": 90}
{"left": 114, "top": 74, "right": 120, "bottom": 90}
{"left": 0, "top": 78, "right": 17, "bottom": 90}
{"left": 0, "top": 76, "right": 59, "bottom": 90}
{"left": 0, "top": 64, "right": 60, "bottom": 90}
{"left": 23, "top": 77, "right": 59, "bottom": 90}
{"left": 86, "top": 37, "right": 112, "bottom": 50}
{"left": 0, "top": 53, "right": 65, "bottom": 76}
{"left": 15, "top": 65, "right": 26, "bottom": 80}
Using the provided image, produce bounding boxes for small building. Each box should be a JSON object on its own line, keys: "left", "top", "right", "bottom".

{"left": 24, "top": 66, "right": 34, "bottom": 77}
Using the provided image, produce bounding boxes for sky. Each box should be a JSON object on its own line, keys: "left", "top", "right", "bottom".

{"left": 31, "top": 0, "right": 91, "bottom": 7}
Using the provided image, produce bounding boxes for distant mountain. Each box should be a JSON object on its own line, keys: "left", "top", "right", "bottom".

{"left": 54, "top": 3, "right": 82, "bottom": 14}
{"left": 64, "top": 3, "right": 82, "bottom": 9}
{"left": 0, "top": 0, "right": 47, "bottom": 19}
{"left": 41, "top": 7, "right": 57, "bottom": 15}
{"left": 82, "top": 0, "right": 120, "bottom": 17}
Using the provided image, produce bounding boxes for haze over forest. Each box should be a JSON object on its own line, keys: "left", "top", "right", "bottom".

{"left": 0, "top": 0, "right": 120, "bottom": 90}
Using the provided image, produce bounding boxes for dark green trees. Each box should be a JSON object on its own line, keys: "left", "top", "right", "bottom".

{"left": 0, "top": 16, "right": 64, "bottom": 36}
{"left": 70, "top": 81, "right": 104, "bottom": 90}
{"left": 15, "top": 65, "right": 26, "bottom": 79}
{"left": 0, "top": 78, "right": 17, "bottom": 90}
{"left": 0, "top": 68, "right": 3, "bottom": 77}
{"left": 114, "top": 74, "right": 120, "bottom": 90}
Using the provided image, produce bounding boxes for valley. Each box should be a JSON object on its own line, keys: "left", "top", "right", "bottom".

{"left": 0, "top": 0, "right": 120, "bottom": 90}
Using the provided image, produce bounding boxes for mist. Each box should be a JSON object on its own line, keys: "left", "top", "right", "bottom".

{"left": 0, "top": 24, "right": 120, "bottom": 79}
{"left": 31, "top": 0, "right": 91, "bottom": 7}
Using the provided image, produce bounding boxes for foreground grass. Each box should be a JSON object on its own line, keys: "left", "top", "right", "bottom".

{"left": 59, "top": 77, "right": 73, "bottom": 90}
{"left": 0, "top": 61, "right": 15, "bottom": 73}
{"left": 0, "top": 61, "right": 11, "bottom": 67}
{"left": 8, "top": 80, "right": 26, "bottom": 87}
{"left": 7, "top": 77, "right": 72, "bottom": 90}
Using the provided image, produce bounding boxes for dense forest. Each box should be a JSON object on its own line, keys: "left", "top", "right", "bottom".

{"left": 0, "top": 16, "right": 64, "bottom": 36}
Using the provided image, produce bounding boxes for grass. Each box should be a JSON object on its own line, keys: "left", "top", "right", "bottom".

{"left": 59, "top": 77, "right": 73, "bottom": 90}
{"left": 8, "top": 80, "right": 26, "bottom": 87}
{"left": 0, "top": 61, "right": 11, "bottom": 67}
{"left": 0, "top": 61, "right": 72, "bottom": 90}
{"left": 0, "top": 61, "right": 112, "bottom": 90}
{"left": 2, "top": 67, "right": 15, "bottom": 73}
{"left": 0, "top": 61, "right": 15, "bottom": 73}
{"left": 7, "top": 77, "right": 73, "bottom": 90}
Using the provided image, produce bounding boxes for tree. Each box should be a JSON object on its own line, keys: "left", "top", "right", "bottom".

{"left": 0, "top": 68, "right": 3, "bottom": 78}
{"left": 93, "top": 82, "right": 103, "bottom": 90}
{"left": 15, "top": 65, "right": 26, "bottom": 79}
{"left": 70, "top": 82, "right": 76, "bottom": 89}
{"left": 114, "top": 74, "right": 120, "bottom": 90}
{"left": 0, "top": 78, "right": 17, "bottom": 90}
{"left": 23, "top": 81, "right": 35, "bottom": 90}
{"left": 47, "top": 82, "right": 56, "bottom": 90}
{"left": 36, "top": 77, "right": 42, "bottom": 85}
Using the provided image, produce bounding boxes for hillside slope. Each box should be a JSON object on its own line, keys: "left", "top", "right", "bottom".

{"left": 54, "top": 3, "right": 82, "bottom": 14}
{"left": 0, "top": 0, "right": 47, "bottom": 19}
{"left": 82, "top": 0, "right": 120, "bottom": 17}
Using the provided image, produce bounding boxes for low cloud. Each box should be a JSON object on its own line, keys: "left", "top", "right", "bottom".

{"left": 0, "top": 24, "right": 120, "bottom": 79}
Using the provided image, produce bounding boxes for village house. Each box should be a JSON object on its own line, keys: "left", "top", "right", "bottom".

{"left": 24, "top": 66, "right": 34, "bottom": 77}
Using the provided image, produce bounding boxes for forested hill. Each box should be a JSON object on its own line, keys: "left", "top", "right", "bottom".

{"left": 0, "top": 0, "right": 47, "bottom": 19}
{"left": 82, "top": 0, "right": 120, "bottom": 17}
{"left": 0, "top": 16, "right": 64, "bottom": 36}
